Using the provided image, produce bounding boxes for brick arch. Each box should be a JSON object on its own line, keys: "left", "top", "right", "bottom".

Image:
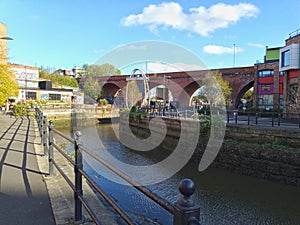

{"left": 177, "top": 80, "right": 205, "bottom": 107}
{"left": 102, "top": 83, "right": 122, "bottom": 97}
{"left": 235, "top": 81, "right": 254, "bottom": 108}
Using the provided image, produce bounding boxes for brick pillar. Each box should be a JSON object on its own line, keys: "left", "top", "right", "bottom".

{"left": 298, "top": 69, "right": 300, "bottom": 110}
{"left": 273, "top": 66, "right": 280, "bottom": 110}
{"left": 0, "top": 22, "right": 8, "bottom": 64}
{"left": 283, "top": 71, "right": 289, "bottom": 114}
{"left": 253, "top": 64, "right": 259, "bottom": 108}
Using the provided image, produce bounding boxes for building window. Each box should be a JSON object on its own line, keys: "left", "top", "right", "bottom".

{"left": 258, "top": 70, "right": 274, "bottom": 77}
{"left": 289, "top": 84, "right": 298, "bottom": 104}
{"left": 279, "top": 95, "right": 284, "bottom": 109}
{"left": 281, "top": 50, "right": 290, "bottom": 67}
{"left": 258, "top": 95, "right": 273, "bottom": 109}
{"left": 279, "top": 71, "right": 285, "bottom": 76}
{"left": 49, "top": 94, "right": 61, "bottom": 101}
{"left": 26, "top": 92, "right": 37, "bottom": 100}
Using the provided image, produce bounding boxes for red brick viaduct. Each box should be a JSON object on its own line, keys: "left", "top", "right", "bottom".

{"left": 79, "top": 66, "right": 255, "bottom": 108}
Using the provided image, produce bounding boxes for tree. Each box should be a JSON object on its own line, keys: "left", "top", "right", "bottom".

{"left": 39, "top": 69, "right": 78, "bottom": 88}
{"left": 0, "top": 65, "right": 19, "bottom": 106}
{"left": 126, "top": 80, "right": 142, "bottom": 108}
{"left": 83, "top": 77, "right": 102, "bottom": 101}
{"left": 84, "top": 63, "right": 121, "bottom": 77}
{"left": 199, "top": 70, "right": 232, "bottom": 106}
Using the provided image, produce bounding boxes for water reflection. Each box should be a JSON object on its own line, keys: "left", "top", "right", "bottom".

{"left": 55, "top": 121, "right": 300, "bottom": 225}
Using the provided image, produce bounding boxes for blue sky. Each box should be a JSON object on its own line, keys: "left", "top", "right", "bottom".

{"left": 1, "top": 0, "right": 300, "bottom": 74}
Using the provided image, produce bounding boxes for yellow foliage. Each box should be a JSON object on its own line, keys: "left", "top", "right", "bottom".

{"left": 0, "top": 64, "right": 19, "bottom": 105}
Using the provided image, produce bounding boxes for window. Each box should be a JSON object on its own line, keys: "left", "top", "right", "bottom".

{"left": 279, "top": 95, "right": 284, "bottom": 109}
{"left": 279, "top": 71, "right": 285, "bottom": 76}
{"left": 289, "top": 84, "right": 298, "bottom": 104}
{"left": 281, "top": 50, "right": 290, "bottom": 67}
{"left": 49, "top": 93, "right": 61, "bottom": 101}
{"left": 26, "top": 92, "right": 37, "bottom": 100}
{"left": 258, "top": 95, "right": 273, "bottom": 109}
{"left": 258, "top": 70, "right": 274, "bottom": 77}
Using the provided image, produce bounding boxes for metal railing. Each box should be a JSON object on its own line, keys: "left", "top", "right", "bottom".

{"left": 35, "top": 107, "right": 201, "bottom": 225}
{"left": 227, "top": 111, "right": 300, "bottom": 129}
{"left": 289, "top": 28, "right": 300, "bottom": 38}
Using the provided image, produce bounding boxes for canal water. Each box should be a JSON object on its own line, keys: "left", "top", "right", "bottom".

{"left": 55, "top": 121, "right": 300, "bottom": 225}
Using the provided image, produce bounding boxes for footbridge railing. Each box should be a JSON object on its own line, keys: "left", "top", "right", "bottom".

{"left": 35, "top": 107, "right": 201, "bottom": 225}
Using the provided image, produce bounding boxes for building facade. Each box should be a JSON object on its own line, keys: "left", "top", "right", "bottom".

{"left": 9, "top": 63, "right": 75, "bottom": 103}
{"left": 254, "top": 29, "right": 300, "bottom": 113}
{"left": 254, "top": 47, "right": 283, "bottom": 110}
{"left": 280, "top": 30, "right": 300, "bottom": 113}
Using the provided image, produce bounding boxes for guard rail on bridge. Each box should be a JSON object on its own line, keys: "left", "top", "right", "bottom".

{"left": 35, "top": 107, "right": 201, "bottom": 225}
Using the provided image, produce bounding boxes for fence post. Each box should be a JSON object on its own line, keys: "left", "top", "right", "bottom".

{"left": 227, "top": 112, "right": 230, "bottom": 123}
{"left": 247, "top": 113, "right": 250, "bottom": 125}
{"left": 255, "top": 113, "right": 258, "bottom": 125}
{"left": 39, "top": 112, "right": 43, "bottom": 137}
{"left": 278, "top": 113, "right": 281, "bottom": 126}
{"left": 173, "top": 179, "right": 200, "bottom": 225}
{"left": 74, "top": 131, "right": 83, "bottom": 222}
{"left": 234, "top": 112, "right": 237, "bottom": 124}
{"left": 43, "top": 116, "right": 48, "bottom": 156}
{"left": 48, "top": 120, "right": 54, "bottom": 176}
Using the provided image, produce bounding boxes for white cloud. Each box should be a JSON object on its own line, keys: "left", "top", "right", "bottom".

{"left": 248, "top": 42, "right": 265, "bottom": 48}
{"left": 121, "top": 2, "right": 259, "bottom": 36}
{"left": 203, "top": 45, "right": 243, "bottom": 55}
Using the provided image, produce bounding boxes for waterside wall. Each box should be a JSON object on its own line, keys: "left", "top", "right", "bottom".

{"left": 120, "top": 115, "right": 300, "bottom": 187}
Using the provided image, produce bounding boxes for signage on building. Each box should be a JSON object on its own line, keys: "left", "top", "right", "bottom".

{"left": 11, "top": 67, "right": 39, "bottom": 81}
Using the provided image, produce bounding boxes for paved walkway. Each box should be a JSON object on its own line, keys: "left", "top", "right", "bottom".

{"left": 0, "top": 114, "right": 55, "bottom": 225}
{"left": 0, "top": 113, "right": 121, "bottom": 225}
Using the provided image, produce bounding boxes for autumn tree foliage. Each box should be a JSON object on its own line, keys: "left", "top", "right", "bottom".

{"left": 200, "top": 70, "right": 232, "bottom": 106}
{"left": 0, "top": 64, "right": 19, "bottom": 106}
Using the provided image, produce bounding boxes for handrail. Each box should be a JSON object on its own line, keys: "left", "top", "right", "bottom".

{"left": 35, "top": 106, "right": 201, "bottom": 225}
{"left": 289, "top": 28, "right": 300, "bottom": 38}
{"left": 79, "top": 144, "right": 174, "bottom": 214}
{"left": 78, "top": 168, "right": 135, "bottom": 225}
{"left": 227, "top": 111, "right": 300, "bottom": 128}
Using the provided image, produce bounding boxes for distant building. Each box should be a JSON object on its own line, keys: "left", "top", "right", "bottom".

{"left": 72, "top": 66, "right": 86, "bottom": 78}
{"left": 53, "top": 66, "right": 86, "bottom": 78}
{"left": 9, "top": 63, "right": 82, "bottom": 104}
{"left": 53, "top": 68, "right": 75, "bottom": 77}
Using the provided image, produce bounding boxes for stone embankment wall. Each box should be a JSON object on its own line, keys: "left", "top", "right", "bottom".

{"left": 121, "top": 115, "right": 300, "bottom": 187}
{"left": 40, "top": 105, "right": 113, "bottom": 121}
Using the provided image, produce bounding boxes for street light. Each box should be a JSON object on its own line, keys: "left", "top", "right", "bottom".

{"left": 163, "top": 75, "right": 171, "bottom": 107}
{"left": 0, "top": 36, "right": 13, "bottom": 40}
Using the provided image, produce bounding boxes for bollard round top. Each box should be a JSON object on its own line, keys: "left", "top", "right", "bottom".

{"left": 178, "top": 178, "right": 195, "bottom": 197}
{"left": 75, "top": 131, "right": 82, "bottom": 139}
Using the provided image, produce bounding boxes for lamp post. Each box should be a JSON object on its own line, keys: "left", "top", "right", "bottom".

{"left": 163, "top": 75, "right": 171, "bottom": 108}
{"left": 0, "top": 36, "right": 13, "bottom": 40}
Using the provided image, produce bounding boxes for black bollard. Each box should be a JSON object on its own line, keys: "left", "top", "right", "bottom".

{"left": 173, "top": 179, "right": 200, "bottom": 225}
{"left": 74, "top": 131, "right": 83, "bottom": 222}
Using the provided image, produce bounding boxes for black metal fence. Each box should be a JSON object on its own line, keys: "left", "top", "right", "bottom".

{"left": 35, "top": 107, "right": 201, "bottom": 225}
{"left": 227, "top": 111, "right": 300, "bottom": 129}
